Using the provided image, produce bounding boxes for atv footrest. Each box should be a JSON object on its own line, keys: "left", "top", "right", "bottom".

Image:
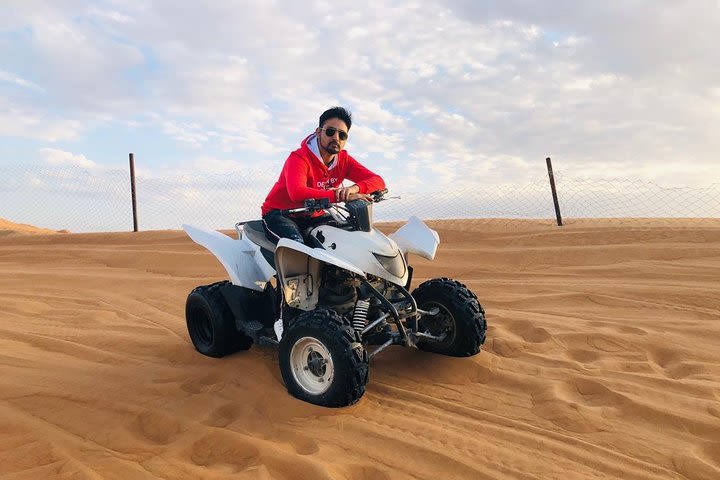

{"left": 241, "top": 320, "right": 264, "bottom": 332}
{"left": 257, "top": 336, "right": 279, "bottom": 347}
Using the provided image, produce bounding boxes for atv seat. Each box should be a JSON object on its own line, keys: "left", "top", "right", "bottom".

{"left": 241, "top": 220, "right": 277, "bottom": 270}
{"left": 241, "top": 219, "right": 325, "bottom": 271}
{"left": 242, "top": 220, "right": 276, "bottom": 252}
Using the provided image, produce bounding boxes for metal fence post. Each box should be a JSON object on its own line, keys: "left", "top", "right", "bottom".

{"left": 129, "top": 153, "right": 138, "bottom": 232}
{"left": 546, "top": 157, "right": 563, "bottom": 226}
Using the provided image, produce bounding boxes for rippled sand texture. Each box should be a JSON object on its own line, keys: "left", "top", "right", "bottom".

{"left": 1, "top": 219, "right": 719, "bottom": 479}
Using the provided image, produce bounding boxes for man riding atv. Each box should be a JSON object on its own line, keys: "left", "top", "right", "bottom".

{"left": 182, "top": 108, "right": 487, "bottom": 408}
{"left": 261, "top": 106, "right": 385, "bottom": 245}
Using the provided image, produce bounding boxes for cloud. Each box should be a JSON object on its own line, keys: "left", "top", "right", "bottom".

{"left": 87, "top": 7, "right": 133, "bottom": 24}
{"left": 40, "top": 148, "right": 97, "bottom": 168}
{"left": 0, "top": 69, "right": 44, "bottom": 92}
{"left": 0, "top": 99, "right": 84, "bottom": 142}
{"left": 0, "top": 0, "right": 718, "bottom": 195}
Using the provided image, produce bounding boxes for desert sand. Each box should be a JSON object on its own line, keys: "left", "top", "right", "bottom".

{"left": 1, "top": 218, "right": 719, "bottom": 479}
{"left": 0, "top": 218, "right": 66, "bottom": 236}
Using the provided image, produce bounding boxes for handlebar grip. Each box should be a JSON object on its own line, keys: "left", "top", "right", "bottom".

{"left": 370, "top": 188, "right": 388, "bottom": 201}
{"left": 303, "top": 197, "right": 331, "bottom": 209}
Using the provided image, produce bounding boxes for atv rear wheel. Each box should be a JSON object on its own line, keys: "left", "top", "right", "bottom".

{"left": 279, "top": 308, "right": 368, "bottom": 407}
{"left": 412, "top": 277, "right": 486, "bottom": 357}
{"left": 186, "top": 281, "right": 253, "bottom": 357}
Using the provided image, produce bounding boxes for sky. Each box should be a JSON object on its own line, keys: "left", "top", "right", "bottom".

{"left": 1, "top": 0, "right": 719, "bottom": 230}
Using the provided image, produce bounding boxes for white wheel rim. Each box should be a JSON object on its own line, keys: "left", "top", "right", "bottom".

{"left": 290, "top": 337, "right": 334, "bottom": 395}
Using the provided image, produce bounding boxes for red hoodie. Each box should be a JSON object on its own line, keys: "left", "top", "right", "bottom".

{"left": 261, "top": 134, "right": 385, "bottom": 217}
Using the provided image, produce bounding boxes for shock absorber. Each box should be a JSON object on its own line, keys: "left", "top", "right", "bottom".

{"left": 352, "top": 299, "right": 370, "bottom": 333}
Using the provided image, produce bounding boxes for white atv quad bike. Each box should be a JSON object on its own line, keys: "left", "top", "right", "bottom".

{"left": 183, "top": 190, "right": 486, "bottom": 407}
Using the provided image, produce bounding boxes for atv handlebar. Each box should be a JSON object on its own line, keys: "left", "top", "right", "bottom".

{"left": 279, "top": 189, "right": 388, "bottom": 216}
{"left": 278, "top": 197, "right": 331, "bottom": 216}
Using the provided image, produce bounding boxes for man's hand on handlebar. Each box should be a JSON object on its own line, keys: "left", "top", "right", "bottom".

{"left": 333, "top": 185, "right": 373, "bottom": 203}
{"left": 333, "top": 184, "right": 359, "bottom": 202}
{"left": 345, "top": 192, "right": 373, "bottom": 202}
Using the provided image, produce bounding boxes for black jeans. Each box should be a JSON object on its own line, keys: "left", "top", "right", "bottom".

{"left": 262, "top": 210, "right": 331, "bottom": 245}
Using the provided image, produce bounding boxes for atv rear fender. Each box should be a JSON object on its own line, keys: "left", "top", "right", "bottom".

{"left": 182, "top": 224, "right": 275, "bottom": 291}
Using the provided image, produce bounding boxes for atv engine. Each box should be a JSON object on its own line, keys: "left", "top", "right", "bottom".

{"left": 318, "top": 266, "right": 358, "bottom": 314}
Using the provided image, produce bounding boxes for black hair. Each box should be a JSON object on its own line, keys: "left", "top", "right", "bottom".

{"left": 319, "top": 106, "right": 352, "bottom": 130}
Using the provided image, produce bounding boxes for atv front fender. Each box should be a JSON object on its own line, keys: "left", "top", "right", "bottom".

{"left": 389, "top": 216, "right": 440, "bottom": 260}
{"left": 275, "top": 238, "right": 366, "bottom": 311}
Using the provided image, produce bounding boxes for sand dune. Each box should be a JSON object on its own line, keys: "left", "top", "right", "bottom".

{"left": 1, "top": 219, "right": 719, "bottom": 479}
{"left": 0, "top": 218, "right": 67, "bottom": 236}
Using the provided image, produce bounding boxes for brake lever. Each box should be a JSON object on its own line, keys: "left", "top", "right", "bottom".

{"left": 373, "top": 195, "right": 400, "bottom": 202}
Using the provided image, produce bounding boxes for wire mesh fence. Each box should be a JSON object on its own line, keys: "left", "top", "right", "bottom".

{"left": 1, "top": 163, "right": 718, "bottom": 233}
{"left": 557, "top": 175, "right": 720, "bottom": 219}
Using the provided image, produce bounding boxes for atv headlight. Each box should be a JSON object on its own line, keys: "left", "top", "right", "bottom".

{"left": 373, "top": 251, "right": 406, "bottom": 278}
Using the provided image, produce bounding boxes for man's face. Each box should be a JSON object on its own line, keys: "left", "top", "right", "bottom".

{"left": 316, "top": 118, "right": 349, "bottom": 155}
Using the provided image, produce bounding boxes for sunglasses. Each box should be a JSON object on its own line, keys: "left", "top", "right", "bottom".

{"left": 321, "top": 127, "right": 348, "bottom": 141}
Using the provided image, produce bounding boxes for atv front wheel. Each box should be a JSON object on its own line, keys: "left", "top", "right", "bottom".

{"left": 279, "top": 308, "right": 368, "bottom": 407}
{"left": 412, "top": 277, "right": 486, "bottom": 357}
{"left": 185, "top": 281, "right": 253, "bottom": 357}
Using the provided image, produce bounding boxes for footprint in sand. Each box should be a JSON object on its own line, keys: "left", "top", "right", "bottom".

{"left": 204, "top": 403, "right": 319, "bottom": 455}
{"left": 205, "top": 403, "right": 242, "bottom": 428}
{"left": 586, "top": 334, "right": 630, "bottom": 353}
{"left": 671, "top": 448, "right": 720, "bottom": 480}
{"left": 287, "top": 435, "right": 319, "bottom": 455}
{"left": 700, "top": 441, "right": 720, "bottom": 470}
{"left": 130, "top": 410, "right": 184, "bottom": 445}
{"left": 187, "top": 431, "right": 261, "bottom": 472}
{"left": 664, "top": 361, "right": 712, "bottom": 380}
{"left": 531, "top": 383, "right": 601, "bottom": 434}
{"left": 181, "top": 373, "right": 226, "bottom": 394}
{"left": 507, "top": 320, "right": 552, "bottom": 344}
{"left": 491, "top": 337, "right": 522, "bottom": 358}
{"left": 617, "top": 361, "right": 656, "bottom": 374}
{"left": 345, "top": 464, "right": 391, "bottom": 480}
{"left": 531, "top": 378, "right": 628, "bottom": 433}
{"left": 565, "top": 378, "right": 627, "bottom": 407}
{"left": 616, "top": 325, "right": 648, "bottom": 336}
{"left": 646, "top": 347, "right": 714, "bottom": 379}
{"left": 565, "top": 348, "right": 601, "bottom": 364}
